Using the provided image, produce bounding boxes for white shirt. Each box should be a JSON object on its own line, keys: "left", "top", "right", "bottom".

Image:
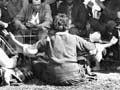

{"left": 28, "top": 12, "right": 40, "bottom": 25}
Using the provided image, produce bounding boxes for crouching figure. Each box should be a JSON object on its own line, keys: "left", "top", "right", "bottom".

{"left": 0, "top": 47, "right": 20, "bottom": 85}
{"left": 9, "top": 14, "right": 118, "bottom": 86}
{"left": 0, "top": 32, "right": 33, "bottom": 86}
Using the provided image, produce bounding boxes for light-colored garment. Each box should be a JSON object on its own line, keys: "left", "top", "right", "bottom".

{"left": 28, "top": 12, "right": 40, "bottom": 25}
{"left": 24, "top": 32, "right": 96, "bottom": 82}
{"left": 83, "top": 0, "right": 105, "bottom": 19}
{"left": 0, "top": 48, "right": 17, "bottom": 68}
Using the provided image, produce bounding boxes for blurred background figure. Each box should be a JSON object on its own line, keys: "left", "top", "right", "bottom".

{"left": 57, "top": 0, "right": 89, "bottom": 37}
{"left": 14, "top": 0, "right": 52, "bottom": 52}
{"left": 45, "top": 0, "right": 62, "bottom": 18}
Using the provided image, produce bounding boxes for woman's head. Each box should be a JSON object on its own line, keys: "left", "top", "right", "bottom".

{"left": 54, "top": 14, "right": 69, "bottom": 32}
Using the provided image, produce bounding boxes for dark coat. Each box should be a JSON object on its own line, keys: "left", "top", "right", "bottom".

{"left": 58, "top": 1, "right": 89, "bottom": 30}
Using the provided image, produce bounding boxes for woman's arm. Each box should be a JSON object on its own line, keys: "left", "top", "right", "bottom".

{"left": 9, "top": 32, "right": 38, "bottom": 55}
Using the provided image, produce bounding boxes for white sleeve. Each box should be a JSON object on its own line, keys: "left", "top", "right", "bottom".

{"left": 0, "top": 48, "right": 17, "bottom": 68}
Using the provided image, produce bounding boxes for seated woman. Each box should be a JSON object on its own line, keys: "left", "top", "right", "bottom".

{"left": 0, "top": 4, "right": 32, "bottom": 85}
{"left": 9, "top": 13, "right": 118, "bottom": 86}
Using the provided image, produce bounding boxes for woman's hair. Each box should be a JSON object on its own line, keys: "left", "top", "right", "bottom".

{"left": 54, "top": 13, "right": 69, "bottom": 31}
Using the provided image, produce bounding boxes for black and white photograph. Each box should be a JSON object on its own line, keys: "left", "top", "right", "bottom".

{"left": 0, "top": 0, "right": 120, "bottom": 90}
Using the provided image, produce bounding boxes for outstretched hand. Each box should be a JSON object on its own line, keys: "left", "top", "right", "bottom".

{"left": 110, "top": 36, "right": 118, "bottom": 45}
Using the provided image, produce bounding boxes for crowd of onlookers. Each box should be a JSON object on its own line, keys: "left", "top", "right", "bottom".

{"left": 0, "top": 0, "right": 119, "bottom": 86}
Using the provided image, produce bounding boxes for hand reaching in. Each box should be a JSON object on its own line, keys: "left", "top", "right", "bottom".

{"left": 110, "top": 36, "right": 118, "bottom": 45}
{"left": 2, "top": 29, "right": 9, "bottom": 36}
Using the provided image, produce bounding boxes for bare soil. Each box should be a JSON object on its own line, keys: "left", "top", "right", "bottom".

{"left": 0, "top": 71, "right": 120, "bottom": 90}
{"left": 0, "top": 61, "right": 120, "bottom": 90}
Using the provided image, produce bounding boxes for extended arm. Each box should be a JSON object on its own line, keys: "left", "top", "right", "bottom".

{"left": 9, "top": 32, "right": 38, "bottom": 55}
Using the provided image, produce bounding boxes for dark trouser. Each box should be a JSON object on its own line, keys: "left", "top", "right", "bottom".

{"left": 32, "top": 57, "right": 85, "bottom": 86}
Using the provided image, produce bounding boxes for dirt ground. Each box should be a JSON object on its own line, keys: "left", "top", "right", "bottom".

{"left": 0, "top": 60, "right": 120, "bottom": 90}
{"left": 0, "top": 71, "right": 120, "bottom": 90}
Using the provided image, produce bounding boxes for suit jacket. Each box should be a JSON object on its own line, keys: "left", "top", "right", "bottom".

{"left": 58, "top": 1, "right": 89, "bottom": 30}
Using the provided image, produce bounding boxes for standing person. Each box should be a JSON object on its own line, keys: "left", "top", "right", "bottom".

{"left": 57, "top": 0, "right": 89, "bottom": 37}
{"left": 9, "top": 14, "right": 118, "bottom": 85}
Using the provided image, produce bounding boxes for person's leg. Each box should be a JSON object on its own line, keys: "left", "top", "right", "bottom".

{"left": 77, "top": 56, "right": 97, "bottom": 76}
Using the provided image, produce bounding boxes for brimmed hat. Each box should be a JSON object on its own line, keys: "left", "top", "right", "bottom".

{"left": 32, "top": 0, "right": 41, "bottom": 4}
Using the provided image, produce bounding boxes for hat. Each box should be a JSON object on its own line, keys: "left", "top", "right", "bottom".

{"left": 32, "top": 0, "right": 41, "bottom": 4}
